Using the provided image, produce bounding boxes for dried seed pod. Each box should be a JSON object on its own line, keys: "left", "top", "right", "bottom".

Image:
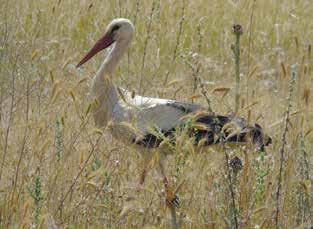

{"left": 229, "top": 156, "right": 243, "bottom": 173}
{"left": 232, "top": 24, "right": 243, "bottom": 35}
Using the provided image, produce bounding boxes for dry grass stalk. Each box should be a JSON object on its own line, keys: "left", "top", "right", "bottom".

{"left": 164, "top": 0, "right": 186, "bottom": 85}
{"left": 0, "top": 54, "right": 18, "bottom": 183}
{"left": 274, "top": 67, "right": 297, "bottom": 228}
{"left": 246, "top": 0, "right": 257, "bottom": 106}
{"left": 139, "top": 0, "right": 157, "bottom": 93}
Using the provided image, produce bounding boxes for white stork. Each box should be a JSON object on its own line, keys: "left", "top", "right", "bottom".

{"left": 77, "top": 18, "right": 271, "bottom": 206}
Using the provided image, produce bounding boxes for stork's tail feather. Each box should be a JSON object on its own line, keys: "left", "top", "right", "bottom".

{"left": 193, "top": 114, "right": 272, "bottom": 151}
{"left": 133, "top": 113, "right": 272, "bottom": 151}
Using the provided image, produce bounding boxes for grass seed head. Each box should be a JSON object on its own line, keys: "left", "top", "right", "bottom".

{"left": 69, "top": 89, "right": 76, "bottom": 101}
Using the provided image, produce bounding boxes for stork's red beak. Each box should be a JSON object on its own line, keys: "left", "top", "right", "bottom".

{"left": 77, "top": 33, "right": 114, "bottom": 68}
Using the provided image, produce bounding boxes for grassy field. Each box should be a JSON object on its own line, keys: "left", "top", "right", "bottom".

{"left": 0, "top": 0, "right": 312, "bottom": 228}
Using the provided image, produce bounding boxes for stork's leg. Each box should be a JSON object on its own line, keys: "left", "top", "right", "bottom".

{"left": 139, "top": 151, "right": 151, "bottom": 186}
{"left": 159, "top": 153, "right": 180, "bottom": 207}
{"left": 139, "top": 167, "right": 147, "bottom": 185}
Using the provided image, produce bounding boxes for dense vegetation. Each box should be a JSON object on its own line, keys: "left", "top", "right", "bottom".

{"left": 0, "top": 0, "right": 312, "bottom": 228}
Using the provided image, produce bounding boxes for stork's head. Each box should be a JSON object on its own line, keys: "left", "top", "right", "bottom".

{"left": 77, "top": 18, "right": 134, "bottom": 68}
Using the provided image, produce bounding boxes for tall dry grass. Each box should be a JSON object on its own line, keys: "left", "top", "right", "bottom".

{"left": 0, "top": 0, "right": 312, "bottom": 228}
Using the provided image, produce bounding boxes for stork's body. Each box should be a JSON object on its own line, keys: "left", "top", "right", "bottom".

{"left": 77, "top": 18, "right": 271, "bottom": 205}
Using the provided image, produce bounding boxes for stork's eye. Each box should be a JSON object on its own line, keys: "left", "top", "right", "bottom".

{"left": 111, "top": 25, "right": 121, "bottom": 34}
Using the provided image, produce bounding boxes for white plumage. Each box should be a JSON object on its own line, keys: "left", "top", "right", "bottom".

{"left": 117, "top": 90, "right": 202, "bottom": 135}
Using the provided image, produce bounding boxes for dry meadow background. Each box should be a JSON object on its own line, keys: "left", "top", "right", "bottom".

{"left": 0, "top": 0, "right": 312, "bottom": 228}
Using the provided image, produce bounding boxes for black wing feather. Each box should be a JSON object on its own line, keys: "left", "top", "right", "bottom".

{"left": 132, "top": 113, "right": 271, "bottom": 151}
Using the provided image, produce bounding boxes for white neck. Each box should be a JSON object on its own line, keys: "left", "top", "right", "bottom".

{"left": 99, "top": 39, "right": 130, "bottom": 75}
{"left": 92, "top": 39, "right": 130, "bottom": 127}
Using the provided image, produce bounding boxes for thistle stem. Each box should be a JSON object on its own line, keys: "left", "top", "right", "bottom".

{"left": 232, "top": 24, "right": 243, "bottom": 114}
{"left": 170, "top": 205, "right": 178, "bottom": 229}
